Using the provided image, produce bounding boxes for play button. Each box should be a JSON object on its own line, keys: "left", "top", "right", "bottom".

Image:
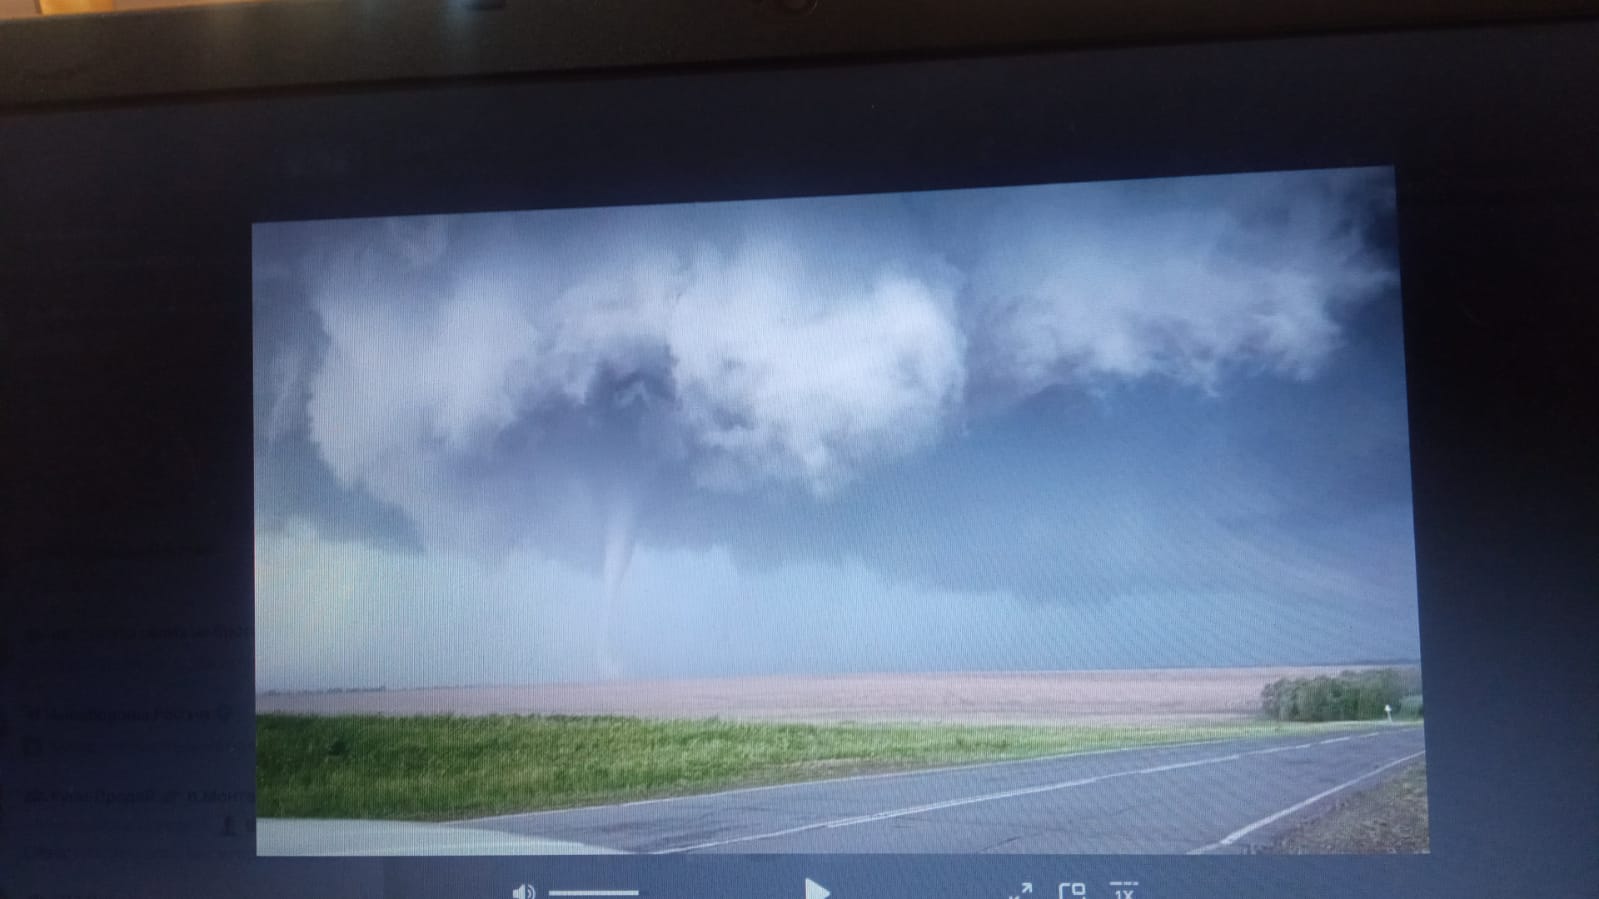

{"left": 805, "top": 879, "right": 831, "bottom": 899}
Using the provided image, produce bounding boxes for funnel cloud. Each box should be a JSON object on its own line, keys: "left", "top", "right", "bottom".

{"left": 254, "top": 167, "right": 1415, "bottom": 691}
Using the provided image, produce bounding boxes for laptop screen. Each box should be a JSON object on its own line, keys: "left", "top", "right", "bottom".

{"left": 3, "top": 12, "right": 1595, "bottom": 899}
{"left": 251, "top": 168, "right": 1423, "bottom": 860}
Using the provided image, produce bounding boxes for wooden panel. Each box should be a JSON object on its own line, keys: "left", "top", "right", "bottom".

{"left": 1, "top": 0, "right": 267, "bottom": 17}
{"left": 0, "top": 0, "right": 40, "bottom": 18}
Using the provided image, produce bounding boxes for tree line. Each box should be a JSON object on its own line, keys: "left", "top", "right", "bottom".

{"left": 1261, "top": 668, "right": 1422, "bottom": 722}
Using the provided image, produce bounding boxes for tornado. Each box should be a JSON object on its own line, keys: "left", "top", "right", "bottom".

{"left": 598, "top": 487, "right": 638, "bottom": 679}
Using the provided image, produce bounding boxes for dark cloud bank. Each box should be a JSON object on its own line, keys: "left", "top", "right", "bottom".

{"left": 253, "top": 167, "right": 1417, "bottom": 689}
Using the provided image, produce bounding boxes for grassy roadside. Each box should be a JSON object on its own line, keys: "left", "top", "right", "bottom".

{"left": 1265, "top": 760, "right": 1429, "bottom": 853}
{"left": 257, "top": 713, "right": 1407, "bottom": 821}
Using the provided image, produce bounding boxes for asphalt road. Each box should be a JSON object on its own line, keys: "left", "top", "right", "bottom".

{"left": 452, "top": 726, "right": 1426, "bottom": 854}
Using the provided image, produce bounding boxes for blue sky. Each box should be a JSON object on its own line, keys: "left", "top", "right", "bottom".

{"left": 253, "top": 167, "right": 1417, "bottom": 691}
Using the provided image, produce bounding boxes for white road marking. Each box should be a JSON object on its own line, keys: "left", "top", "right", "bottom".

{"left": 1186, "top": 749, "right": 1427, "bottom": 854}
{"left": 652, "top": 732, "right": 1416, "bottom": 853}
{"left": 822, "top": 776, "right": 1109, "bottom": 828}
{"left": 1247, "top": 744, "right": 1309, "bottom": 755}
{"left": 1138, "top": 754, "right": 1242, "bottom": 773}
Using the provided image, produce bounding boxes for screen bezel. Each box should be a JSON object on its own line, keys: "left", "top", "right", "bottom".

{"left": 2, "top": 0, "right": 1598, "bottom": 110}
{"left": 2, "top": 14, "right": 1596, "bottom": 899}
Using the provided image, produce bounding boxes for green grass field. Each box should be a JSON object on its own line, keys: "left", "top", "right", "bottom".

{"left": 256, "top": 714, "right": 1397, "bottom": 821}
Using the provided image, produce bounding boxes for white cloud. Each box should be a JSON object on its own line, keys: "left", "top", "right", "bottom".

{"left": 960, "top": 172, "right": 1391, "bottom": 394}
{"left": 666, "top": 239, "right": 966, "bottom": 493}
{"left": 265, "top": 167, "right": 1396, "bottom": 561}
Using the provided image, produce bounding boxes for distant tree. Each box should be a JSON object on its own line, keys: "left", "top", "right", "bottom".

{"left": 1261, "top": 668, "right": 1415, "bottom": 722}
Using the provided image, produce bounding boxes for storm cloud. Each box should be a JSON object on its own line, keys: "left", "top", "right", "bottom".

{"left": 254, "top": 167, "right": 1414, "bottom": 689}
